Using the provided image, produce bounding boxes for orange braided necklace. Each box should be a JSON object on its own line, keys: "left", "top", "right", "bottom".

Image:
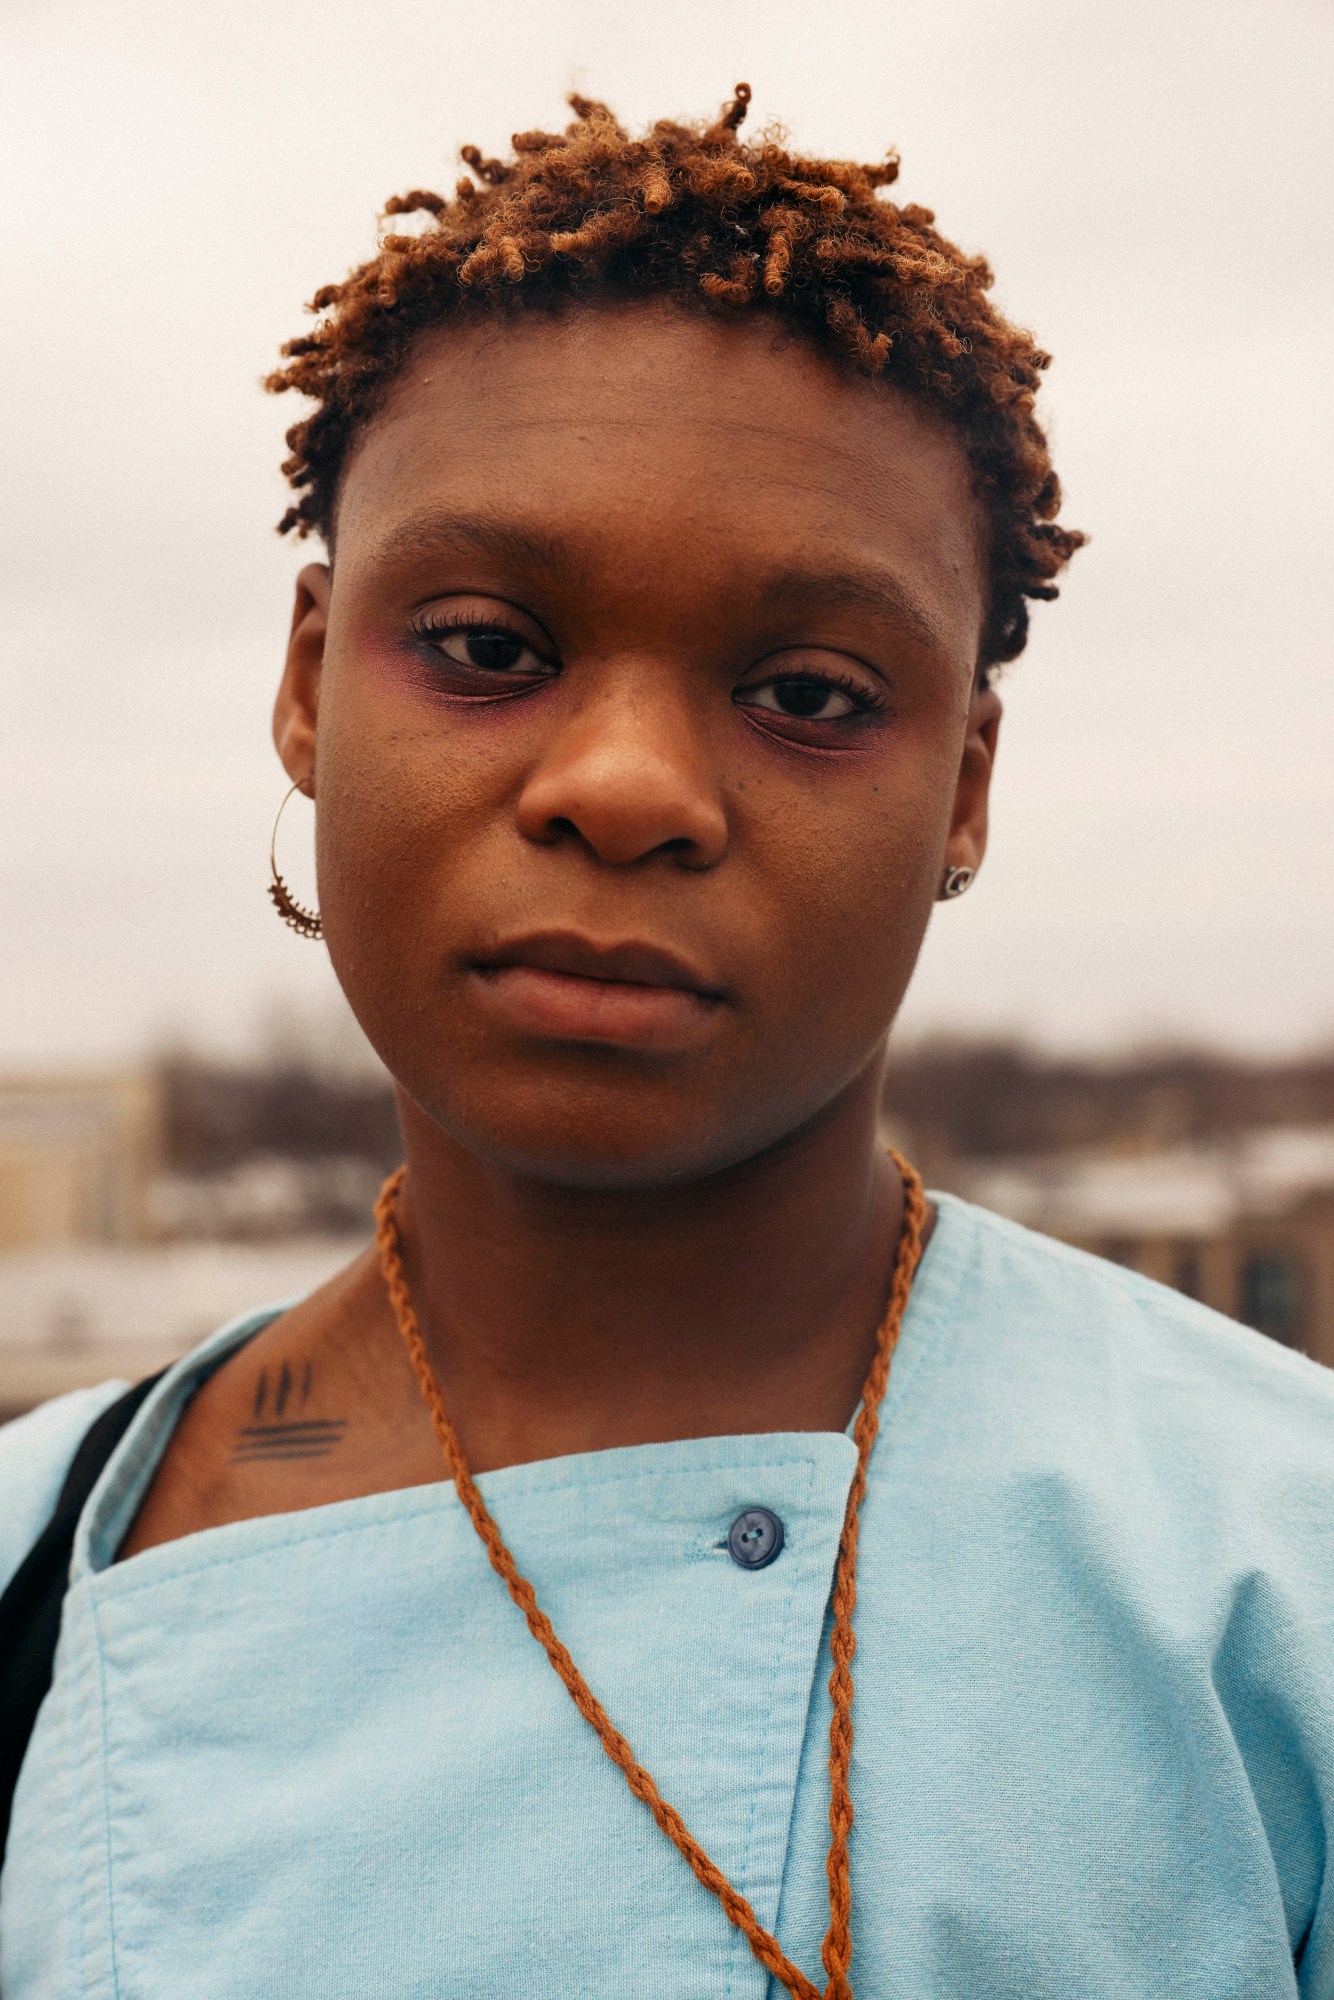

{"left": 373, "top": 1152, "right": 927, "bottom": 2000}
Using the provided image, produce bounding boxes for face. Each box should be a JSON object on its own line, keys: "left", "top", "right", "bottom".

{"left": 274, "top": 304, "right": 999, "bottom": 1187}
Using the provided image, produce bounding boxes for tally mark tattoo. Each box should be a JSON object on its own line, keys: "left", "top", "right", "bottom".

{"left": 232, "top": 1359, "right": 347, "bottom": 1465}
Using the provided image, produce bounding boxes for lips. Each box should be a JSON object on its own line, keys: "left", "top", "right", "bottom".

{"left": 475, "top": 931, "right": 721, "bottom": 995}
{"left": 467, "top": 930, "right": 726, "bottom": 1050}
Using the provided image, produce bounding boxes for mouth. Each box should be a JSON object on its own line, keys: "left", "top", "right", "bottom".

{"left": 466, "top": 931, "right": 727, "bottom": 1051}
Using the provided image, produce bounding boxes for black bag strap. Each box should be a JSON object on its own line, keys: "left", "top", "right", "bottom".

{"left": 0, "top": 1372, "right": 165, "bottom": 1868}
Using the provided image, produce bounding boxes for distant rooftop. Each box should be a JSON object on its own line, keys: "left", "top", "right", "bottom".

{"left": 964, "top": 1126, "right": 1334, "bottom": 1239}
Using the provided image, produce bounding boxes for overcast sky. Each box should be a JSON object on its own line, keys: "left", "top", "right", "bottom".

{"left": 1, "top": 0, "right": 1331, "bottom": 1067}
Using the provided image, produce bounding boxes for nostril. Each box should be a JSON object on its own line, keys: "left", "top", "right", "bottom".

{"left": 522, "top": 798, "right": 726, "bottom": 869}
{"left": 514, "top": 733, "right": 730, "bottom": 869}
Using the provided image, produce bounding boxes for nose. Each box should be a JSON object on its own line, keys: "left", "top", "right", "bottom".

{"left": 514, "top": 671, "right": 729, "bottom": 869}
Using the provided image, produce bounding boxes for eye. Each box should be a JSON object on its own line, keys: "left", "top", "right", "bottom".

{"left": 408, "top": 600, "right": 558, "bottom": 697}
{"left": 742, "top": 676, "right": 862, "bottom": 721}
{"left": 427, "top": 625, "right": 547, "bottom": 676}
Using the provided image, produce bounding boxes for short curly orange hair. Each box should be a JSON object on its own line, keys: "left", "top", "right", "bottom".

{"left": 267, "top": 86, "right": 1084, "bottom": 670}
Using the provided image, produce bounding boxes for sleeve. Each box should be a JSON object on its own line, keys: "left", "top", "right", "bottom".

{"left": 0, "top": 1382, "right": 128, "bottom": 1593}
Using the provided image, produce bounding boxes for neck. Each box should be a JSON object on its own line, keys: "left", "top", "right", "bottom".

{"left": 390, "top": 1069, "right": 911, "bottom": 1473}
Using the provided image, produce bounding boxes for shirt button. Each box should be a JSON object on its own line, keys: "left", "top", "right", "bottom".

{"left": 727, "top": 1507, "right": 785, "bottom": 1570}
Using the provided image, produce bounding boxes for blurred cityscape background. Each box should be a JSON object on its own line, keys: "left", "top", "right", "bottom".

{"left": 3, "top": 1020, "right": 1333, "bottom": 1420}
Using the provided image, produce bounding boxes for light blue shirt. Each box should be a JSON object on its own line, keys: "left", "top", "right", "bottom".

{"left": 3, "top": 1192, "right": 1334, "bottom": 1998}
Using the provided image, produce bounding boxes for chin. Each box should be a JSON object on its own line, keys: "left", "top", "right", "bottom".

{"left": 403, "top": 1062, "right": 799, "bottom": 1192}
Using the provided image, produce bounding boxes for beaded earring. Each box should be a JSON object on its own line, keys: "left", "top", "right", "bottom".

{"left": 267, "top": 781, "right": 323, "bottom": 940}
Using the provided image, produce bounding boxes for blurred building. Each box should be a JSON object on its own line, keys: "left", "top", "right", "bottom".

{"left": 0, "top": 1233, "right": 366, "bottom": 1423}
{"left": 4, "top": 1046, "right": 1334, "bottom": 1424}
{"left": 0, "top": 1071, "right": 160, "bottom": 1249}
{"left": 0, "top": 1054, "right": 388, "bottom": 1418}
{"left": 962, "top": 1127, "right": 1334, "bottom": 1366}
{"left": 150, "top": 1152, "right": 386, "bottom": 1240}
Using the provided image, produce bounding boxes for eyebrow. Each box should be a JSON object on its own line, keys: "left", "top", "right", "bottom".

{"left": 758, "top": 564, "right": 945, "bottom": 652}
{"left": 369, "top": 509, "right": 581, "bottom": 586}
{"left": 370, "top": 509, "right": 946, "bottom": 651}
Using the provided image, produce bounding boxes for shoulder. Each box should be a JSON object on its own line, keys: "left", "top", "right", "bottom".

{"left": 930, "top": 1192, "right": 1334, "bottom": 1516}
{"left": 0, "top": 1380, "right": 129, "bottom": 1593}
{"left": 0, "top": 1296, "right": 308, "bottom": 1590}
{"left": 940, "top": 1189, "right": 1334, "bottom": 1391}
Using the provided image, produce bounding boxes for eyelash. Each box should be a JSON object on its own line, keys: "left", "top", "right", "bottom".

{"left": 745, "top": 666, "right": 884, "bottom": 711}
{"left": 413, "top": 610, "right": 549, "bottom": 654}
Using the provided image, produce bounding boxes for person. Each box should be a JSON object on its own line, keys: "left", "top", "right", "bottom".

{"left": 1, "top": 85, "right": 1330, "bottom": 2000}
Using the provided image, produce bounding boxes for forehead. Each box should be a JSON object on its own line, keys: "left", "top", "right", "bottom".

{"left": 335, "top": 304, "right": 987, "bottom": 648}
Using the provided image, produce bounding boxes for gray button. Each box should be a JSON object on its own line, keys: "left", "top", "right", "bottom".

{"left": 727, "top": 1507, "right": 784, "bottom": 1570}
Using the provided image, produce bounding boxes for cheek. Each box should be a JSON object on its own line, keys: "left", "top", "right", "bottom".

{"left": 309, "top": 676, "right": 518, "bottom": 984}
{"left": 739, "top": 772, "right": 948, "bottom": 1044}
{"left": 317, "top": 652, "right": 520, "bottom": 850}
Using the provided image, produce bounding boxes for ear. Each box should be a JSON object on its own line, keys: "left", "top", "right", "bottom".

{"left": 941, "top": 681, "right": 1002, "bottom": 887}
{"left": 272, "top": 564, "right": 331, "bottom": 797}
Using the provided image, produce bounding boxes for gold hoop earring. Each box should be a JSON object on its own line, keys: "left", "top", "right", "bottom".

{"left": 268, "top": 781, "right": 323, "bottom": 940}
